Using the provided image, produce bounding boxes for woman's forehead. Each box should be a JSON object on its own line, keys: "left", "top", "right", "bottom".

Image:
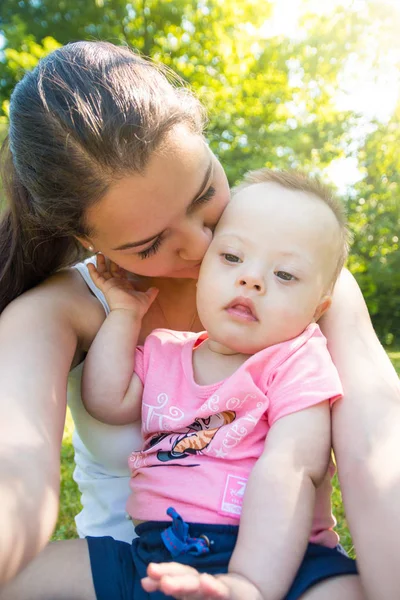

{"left": 86, "top": 129, "right": 211, "bottom": 244}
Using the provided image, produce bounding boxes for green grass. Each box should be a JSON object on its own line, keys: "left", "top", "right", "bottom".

{"left": 54, "top": 348, "right": 400, "bottom": 553}
{"left": 51, "top": 409, "right": 82, "bottom": 541}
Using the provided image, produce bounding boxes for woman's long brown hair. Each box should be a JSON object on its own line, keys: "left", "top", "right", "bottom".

{"left": 0, "top": 41, "right": 206, "bottom": 313}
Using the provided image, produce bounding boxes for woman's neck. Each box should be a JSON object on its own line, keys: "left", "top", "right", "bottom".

{"left": 146, "top": 275, "right": 198, "bottom": 293}
{"left": 135, "top": 276, "right": 202, "bottom": 342}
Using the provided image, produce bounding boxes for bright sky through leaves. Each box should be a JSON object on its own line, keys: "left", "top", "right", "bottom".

{"left": 264, "top": 0, "right": 400, "bottom": 189}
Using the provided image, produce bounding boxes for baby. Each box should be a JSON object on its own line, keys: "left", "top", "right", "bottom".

{"left": 77, "top": 169, "right": 359, "bottom": 600}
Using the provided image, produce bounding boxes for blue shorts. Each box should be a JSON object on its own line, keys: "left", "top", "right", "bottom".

{"left": 87, "top": 516, "right": 357, "bottom": 600}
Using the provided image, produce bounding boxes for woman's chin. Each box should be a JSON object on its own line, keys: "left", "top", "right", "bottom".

{"left": 135, "top": 263, "right": 201, "bottom": 281}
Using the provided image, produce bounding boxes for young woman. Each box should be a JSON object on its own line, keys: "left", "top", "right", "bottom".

{"left": 0, "top": 41, "right": 398, "bottom": 598}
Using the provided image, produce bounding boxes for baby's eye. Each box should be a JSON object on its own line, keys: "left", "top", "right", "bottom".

{"left": 222, "top": 253, "right": 242, "bottom": 263}
{"left": 275, "top": 271, "right": 296, "bottom": 281}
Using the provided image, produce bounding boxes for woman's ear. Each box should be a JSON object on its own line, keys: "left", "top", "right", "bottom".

{"left": 313, "top": 295, "right": 332, "bottom": 322}
{"left": 75, "top": 236, "right": 95, "bottom": 253}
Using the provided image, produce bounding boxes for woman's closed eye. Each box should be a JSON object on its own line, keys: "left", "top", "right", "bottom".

{"left": 137, "top": 235, "right": 164, "bottom": 260}
{"left": 137, "top": 187, "right": 216, "bottom": 260}
{"left": 191, "top": 185, "right": 216, "bottom": 208}
{"left": 275, "top": 270, "right": 297, "bottom": 281}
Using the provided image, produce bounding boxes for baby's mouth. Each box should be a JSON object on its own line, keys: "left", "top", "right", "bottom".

{"left": 225, "top": 297, "right": 258, "bottom": 322}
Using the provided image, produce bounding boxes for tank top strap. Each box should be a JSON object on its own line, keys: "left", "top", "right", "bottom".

{"left": 73, "top": 257, "right": 110, "bottom": 316}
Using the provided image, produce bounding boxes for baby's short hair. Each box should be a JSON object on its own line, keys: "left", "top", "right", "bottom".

{"left": 233, "top": 168, "right": 351, "bottom": 287}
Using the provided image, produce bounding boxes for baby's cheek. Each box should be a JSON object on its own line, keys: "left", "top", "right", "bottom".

{"left": 196, "top": 281, "right": 214, "bottom": 320}
{"left": 277, "top": 304, "right": 313, "bottom": 333}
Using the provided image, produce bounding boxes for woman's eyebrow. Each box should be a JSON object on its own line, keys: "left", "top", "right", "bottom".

{"left": 186, "top": 159, "right": 213, "bottom": 215}
{"left": 112, "top": 158, "right": 213, "bottom": 251}
{"left": 112, "top": 232, "right": 162, "bottom": 251}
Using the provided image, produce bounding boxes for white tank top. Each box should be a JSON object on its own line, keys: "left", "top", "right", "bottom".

{"left": 68, "top": 258, "right": 140, "bottom": 542}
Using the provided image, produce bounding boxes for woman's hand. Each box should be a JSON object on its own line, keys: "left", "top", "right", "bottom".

{"left": 88, "top": 254, "right": 158, "bottom": 316}
{"left": 141, "top": 562, "right": 263, "bottom": 600}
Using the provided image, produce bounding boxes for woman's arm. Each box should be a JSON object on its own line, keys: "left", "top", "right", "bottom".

{"left": 0, "top": 269, "right": 105, "bottom": 587}
{"left": 320, "top": 268, "right": 400, "bottom": 598}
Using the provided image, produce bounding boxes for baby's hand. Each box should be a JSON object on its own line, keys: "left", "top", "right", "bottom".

{"left": 141, "top": 562, "right": 263, "bottom": 600}
{"left": 88, "top": 254, "right": 158, "bottom": 317}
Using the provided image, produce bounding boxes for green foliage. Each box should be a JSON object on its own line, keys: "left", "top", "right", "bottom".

{"left": 0, "top": 123, "right": 8, "bottom": 208}
{"left": 3, "top": 36, "right": 61, "bottom": 88}
{"left": 348, "top": 104, "right": 400, "bottom": 344}
{"left": 0, "top": 0, "right": 368, "bottom": 182}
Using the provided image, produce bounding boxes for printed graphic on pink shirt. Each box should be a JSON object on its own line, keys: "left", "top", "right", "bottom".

{"left": 134, "top": 407, "right": 236, "bottom": 466}
{"left": 129, "top": 389, "right": 265, "bottom": 471}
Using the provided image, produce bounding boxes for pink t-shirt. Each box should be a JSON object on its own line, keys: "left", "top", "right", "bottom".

{"left": 127, "top": 323, "right": 342, "bottom": 548}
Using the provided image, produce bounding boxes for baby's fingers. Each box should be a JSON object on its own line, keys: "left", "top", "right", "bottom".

{"left": 159, "top": 574, "right": 228, "bottom": 599}
{"left": 196, "top": 573, "right": 231, "bottom": 598}
{"left": 143, "top": 572, "right": 201, "bottom": 598}
{"left": 143, "top": 562, "right": 197, "bottom": 591}
{"left": 145, "top": 287, "right": 159, "bottom": 305}
{"left": 110, "top": 260, "right": 125, "bottom": 279}
{"left": 141, "top": 576, "right": 161, "bottom": 593}
{"left": 95, "top": 253, "right": 107, "bottom": 274}
{"left": 146, "top": 562, "right": 199, "bottom": 580}
{"left": 87, "top": 262, "right": 105, "bottom": 288}
{"left": 143, "top": 564, "right": 228, "bottom": 599}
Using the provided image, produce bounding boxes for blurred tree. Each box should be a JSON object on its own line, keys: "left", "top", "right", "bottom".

{"left": 348, "top": 103, "right": 400, "bottom": 344}
{"left": 0, "top": 0, "right": 368, "bottom": 182}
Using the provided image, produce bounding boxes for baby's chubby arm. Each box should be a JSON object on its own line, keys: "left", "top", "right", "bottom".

{"left": 81, "top": 255, "right": 158, "bottom": 425}
{"left": 228, "top": 400, "right": 331, "bottom": 600}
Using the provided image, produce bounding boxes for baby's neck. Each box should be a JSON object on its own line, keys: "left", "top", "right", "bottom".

{"left": 192, "top": 337, "right": 250, "bottom": 386}
{"left": 206, "top": 338, "right": 246, "bottom": 356}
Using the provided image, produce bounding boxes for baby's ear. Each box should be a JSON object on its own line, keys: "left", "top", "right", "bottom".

{"left": 313, "top": 295, "right": 332, "bottom": 322}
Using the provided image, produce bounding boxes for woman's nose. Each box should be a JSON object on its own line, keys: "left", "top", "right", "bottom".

{"left": 236, "top": 273, "right": 265, "bottom": 294}
{"left": 177, "top": 224, "right": 213, "bottom": 262}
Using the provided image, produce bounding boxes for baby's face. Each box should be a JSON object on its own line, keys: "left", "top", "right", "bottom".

{"left": 196, "top": 181, "right": 341, "bottom": 354}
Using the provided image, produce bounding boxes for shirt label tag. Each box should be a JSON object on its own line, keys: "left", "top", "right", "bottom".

{"left": 218, "top": 473, "right": 248, "bottom": 519}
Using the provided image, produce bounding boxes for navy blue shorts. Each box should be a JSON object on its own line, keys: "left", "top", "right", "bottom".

{"left": 87, "top": 519, "right": 357, "bottom": 600}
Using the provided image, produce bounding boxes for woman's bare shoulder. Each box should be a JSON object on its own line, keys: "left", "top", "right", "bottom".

{"left": 1, "top": 267, "right": 106, "bottom": 353}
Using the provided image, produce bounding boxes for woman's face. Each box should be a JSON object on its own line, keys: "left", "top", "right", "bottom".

{"left": 81, "top": 125, "right": 230, "bottom": 278}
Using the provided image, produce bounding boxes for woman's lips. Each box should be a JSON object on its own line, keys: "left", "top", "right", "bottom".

{"left": 175, "top": 261, "right": 202, "bottom": 273}
{"left": 225, "top": 297, "right": 258, "bottom": 322}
